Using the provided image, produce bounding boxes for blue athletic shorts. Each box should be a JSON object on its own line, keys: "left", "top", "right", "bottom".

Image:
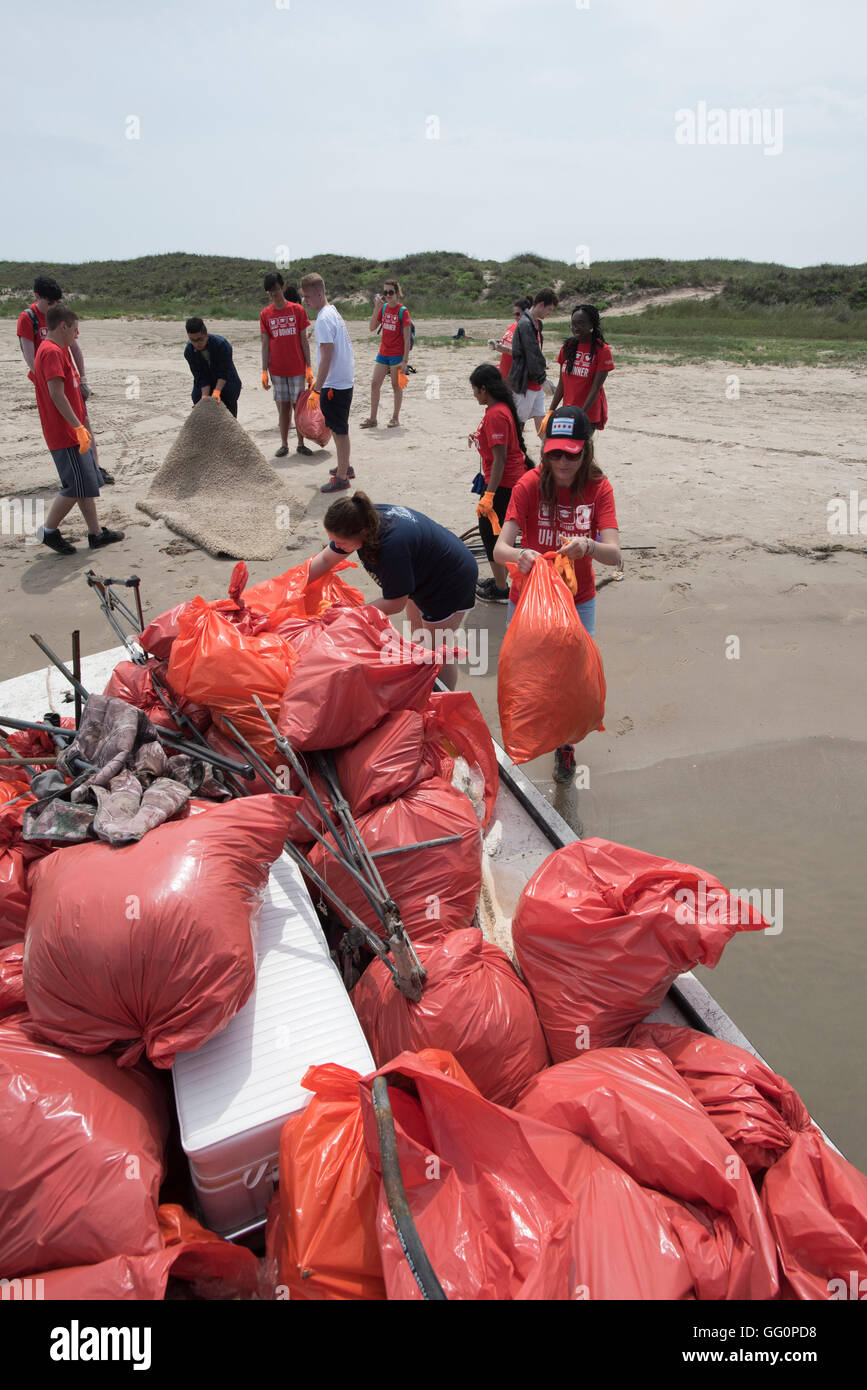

{"left": 375, "top": 353, "right": 403, "bottom": 367}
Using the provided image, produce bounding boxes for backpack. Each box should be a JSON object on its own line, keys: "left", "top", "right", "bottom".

{"left": 27, "top": 307, "right": 43, "bottom": 345}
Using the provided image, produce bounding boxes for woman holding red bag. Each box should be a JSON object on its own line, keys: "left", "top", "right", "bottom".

{"left": 494, "top": 406, "right": 620, "bottom": 782}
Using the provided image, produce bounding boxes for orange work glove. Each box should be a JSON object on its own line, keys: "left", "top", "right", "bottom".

{"left": 397, "top": 370, "right": 409, "bottom": 389}
{"left": 212, "top": 388, "right": 222, "bottom": 403}
{"left": 261, "top": 370, "right": 271, "bottom": 390}
{"left": 476, "top": 491, "right": 501, "bottom": 535}
{"left": 554, "top": 553, "right": 578, "bottom": 595}
{"left": 74, "top": 424, "right": 92, "bottom": 454}
{"left": 305, "top": 366, "right": 314, "bottom": 386}
{"left": 307, "top": 390, "right": 320, "bottom": 410}
{"left": 536, "top": 410, "right": 552, "bottom": 439}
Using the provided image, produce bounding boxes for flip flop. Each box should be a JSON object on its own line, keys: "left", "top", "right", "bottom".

{"left": 387, "top": 419, "right": 400, "bottom": 428}
{"left": 359, "top": 418, "right": 378, "bottom": 429}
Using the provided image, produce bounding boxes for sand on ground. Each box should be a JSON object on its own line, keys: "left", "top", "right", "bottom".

{"left": 1, "top": 314, "right": 866, "bottom": 1164}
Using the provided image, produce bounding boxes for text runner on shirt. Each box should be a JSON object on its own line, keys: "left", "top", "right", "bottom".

{"left": 360, "top": 277, "right": 412, "bottom": 429}
{"left": 32, "top": 304, "right": 124, "bottom": 556}
{"left": 306, "top": 492, "right": 478, "bottom": 690}
{"left": 550, "top": 304, "right": 614, "bottom": 432}
{"left": 494, "top": 406, "right": 621, "bottom": 784}
{"left": 260, "top": 272, "right": 313, "bottom": 457}
{"left": 17, "top": 274, "right": 113, "bottom": 485}
{"left": 488, "top": 295, "right": 532, "bottom": 382}
{"left": 468, "top": 362, "right": 532, "bottom": 605}
{"left": 300, "top": 272, "right": 356, "bottom": 494}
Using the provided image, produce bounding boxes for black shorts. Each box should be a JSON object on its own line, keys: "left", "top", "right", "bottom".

{"left": 320, "top": 386, "right": 353, "bottom": 436}
{"left": 415, "top": 547, "right": 479, "bottom": 623}
{"left": 477, "top": 485, "right": 512, "bottom": 565}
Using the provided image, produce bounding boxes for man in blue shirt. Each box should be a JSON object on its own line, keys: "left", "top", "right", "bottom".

{"left": 183, "top": 318, "right": 242, "bottom": 416}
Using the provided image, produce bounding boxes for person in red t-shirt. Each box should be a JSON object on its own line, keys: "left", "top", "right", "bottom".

{"left": 467, "top": 363, "right": 531, "bottom": 603}
{"left": 17, "top": 275, "right": 113, "bottom": 484}
{"left": 488, "top": 296, "right": 531, "bottom": 382}
{"left": 550, "top": 304, "right": 614, "bottom": 430}
{"left": 260, "top": 272, "right": 313, "bottom": 457}
{"left": 360, "top": 278, "right": 412, "bottom": 429}
{"left": 31, "top": 305, "right": 123, "bottom": 556}
{"left": 495, "top": 406, "right": 620, "bottom": 783}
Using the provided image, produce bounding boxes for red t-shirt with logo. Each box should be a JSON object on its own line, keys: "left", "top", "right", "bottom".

{"left": 557, "top": 339, "right": 615, "bottom": 426}
{"left": 17, "top": 302, "right": 48, "bottom": 383}
{"left": 260, "top": 301, "right": 311, "bottom": 378}
{"left": 33, "top": 340, "right": 86, "bottom": 450}
{"left": 475, "top": 402, "right": 527, "bottom": 489}
{"left": 504, "top": 467, "right": 618, "bottom": 605}
{"left": 498, "top": 322, "right": 516, "bottom": 380}
{"left": 376, "top": 302, "right": 409, "bottom": 357}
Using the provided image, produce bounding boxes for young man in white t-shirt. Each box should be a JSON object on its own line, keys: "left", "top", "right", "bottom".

{"left": 300, "top": 273, "right": 356, "bottom": 493}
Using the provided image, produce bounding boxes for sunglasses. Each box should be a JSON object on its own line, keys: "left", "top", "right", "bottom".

{"left": 382, "top": 289, "right": 396, "bottom": 295}
{"left": 545, "top": 448, "right": 582, "bottom": 460}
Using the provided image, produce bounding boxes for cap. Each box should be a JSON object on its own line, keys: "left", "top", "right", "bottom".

{"left": 542, "top": 406, "right": 592, "bottom": 455}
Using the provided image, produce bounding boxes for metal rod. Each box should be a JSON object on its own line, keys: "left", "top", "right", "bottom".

{"left": 371, "top": 1076, "right": 446, "bottom": 1300}
{"left": 72, "top": 630, "right": 82, "bottom": 728}
{"left": 28, "top": 633, "right": 91, "bottom": 702}
{"left": 248, "top": 698, "right": 356, "bottom": 859}
{"left": 279, "top": 841, "right": 398, "bottom": 976}
{"left": 371, "top": 834, "right": 463, "bottom": 860}
{"left": 0, "top": 716, "right": 76, "bottom": 738}
{"left": 0, "top": 755, "right": 58, "bottom": 767}
{"left": 296, "top": 813, "right": 390, "bottom": 916}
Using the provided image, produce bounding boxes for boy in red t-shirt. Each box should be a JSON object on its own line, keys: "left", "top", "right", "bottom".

{"left": 550, "top": 304, "right": 614, "bottom": 430}
{"left": 260, "top": 272, "right": 313, "bottom": 457}
{"left": 31, "top": 305, "right": 123, "bottom": 556}
{"left": 495, "top": 406, "right": 621, "bottom": 783}
{"left": 360, "top": 278, "right": 412, "bottom": 429}
{"left": 17, "top": 275, "right": 113, "bottom": 484}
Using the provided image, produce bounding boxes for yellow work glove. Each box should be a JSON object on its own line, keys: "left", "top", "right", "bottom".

{"left": 554, "top": 553, "right": 578, "bottom": 595}
{"left": 476, "top": 491, "right": 501, "bottom": 535}
{"left": 305, "top": 366, "right": 314, "bottom": 386}
{"left": 74, "top": 424, "right": 92, "bottom": 454}
{"left": 212, "top": 388, "right": 222, "bottom": 403}
{"left": 261, "top": 370, "right": 271, "bottom": 390}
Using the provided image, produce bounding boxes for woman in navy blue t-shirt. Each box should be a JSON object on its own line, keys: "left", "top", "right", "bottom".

{"left": 307, "top": 491, "right": 478, "bottom": 690}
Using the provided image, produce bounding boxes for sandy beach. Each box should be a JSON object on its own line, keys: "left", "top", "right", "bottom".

{"left": 1, "top": 315, "right": 866, "bottom": 1163}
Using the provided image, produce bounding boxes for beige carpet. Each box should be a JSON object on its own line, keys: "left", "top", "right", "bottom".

{"left": 137, "top": 399, "right": 297, "bottom": 560}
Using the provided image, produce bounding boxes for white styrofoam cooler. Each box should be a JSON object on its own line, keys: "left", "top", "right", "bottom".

{"left": 172, "top": 851, "right": 375, "bottom": 1236}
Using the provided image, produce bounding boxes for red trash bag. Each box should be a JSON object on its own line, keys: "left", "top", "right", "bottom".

{"left": 0, "top": 797, "right": 54, "bottom": 949}
{"left": 294, "top": 387, "right": 332, "bottom": 448}
{"left": 512, "top": 837, "right": 768, "bottom": 1059}
{"left": 497, "top": 556, "right": 605, "bottom": 762}
{"left": 277, "top": 605, "right": 442, "bottom": 751}
{"left": 245, "top": 557, "right": 365, "bottom": 623}
{"left": 306, "top": 778, "right": 482, "bottom": 944}
{"left": 359, "top": 1050, "right": 697, "bottom": 1301}
{"left": 335, "top": 709, "right": 440, "bottom": 817}
{"left": 268, "top": 1063, "right": 388, "bottom": 1301}
{"left": 515, "top": 1047, "right": 779, "bottom": 1300}
{"left": 168, "top": 596, "right": 298, "bottom": 760}
{"left": 0, "top": 722, "right": 75, "bottom": 783}
{"left": 0, "top": 1018, "right": 168, "bottom": 1278}
{"left": 33, "top": 1205, "right": 261, "bottom": 1302}
{"left": 352, "top": 929, "right": 550, "bottom": 1106}
{"left": 23, "top": 795, "right": 297, "bottom": 1067}
{"left": 423, "top": 690, "right": 499, "bottom": 828}
{"left": 0, "top": 944, "right": 26, "bottom": 1020}
{"left": 628, "top": 1022, "right": 867, "bottom": 1301}
{"left": 103, "top": 658, "right": 211, "bottom": 733}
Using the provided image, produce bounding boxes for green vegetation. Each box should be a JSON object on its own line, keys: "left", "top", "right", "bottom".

{"left": 2, "top": 251, "right": 864, "bottom": 365}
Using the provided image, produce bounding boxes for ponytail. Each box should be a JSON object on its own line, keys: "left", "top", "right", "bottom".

{"left": 323, "top": 490, "right": 382, "bottom": 566}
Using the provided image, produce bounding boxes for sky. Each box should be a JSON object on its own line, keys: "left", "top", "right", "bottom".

{"left": 2, "top": 0, "right": 865, "bottom": 268}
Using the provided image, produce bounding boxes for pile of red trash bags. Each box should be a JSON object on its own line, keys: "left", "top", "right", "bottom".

{"left": 265, "top": 1036, "right": 867, "bottom": 1302}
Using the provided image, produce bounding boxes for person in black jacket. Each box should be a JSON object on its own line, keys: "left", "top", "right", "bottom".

{"left": 508, "top": 288, "right": 558, "bottom": 433}
{"left": 184, "top": 318, "right": 243, "bottom": 416}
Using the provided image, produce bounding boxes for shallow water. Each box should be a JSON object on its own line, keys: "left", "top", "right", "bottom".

{"left": 462, "top": 600, "right": 866, "bottom": 1169}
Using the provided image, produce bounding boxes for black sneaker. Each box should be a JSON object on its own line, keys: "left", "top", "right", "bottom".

{"left": 99, "top": 469, "right": 115, "bottom": 485}
{"left": 553, "top": 744, "right": 576, "bottom": 784}
{"left": 296, "top": 443, "right": 314, "bottom": 457}
{"left": 476, "top": 577, "right": 509, "bottom": 604}
{"left": 88, "top": 526, "right": 125, "bottom": 549}
{"left": 40, "top": 528, "right": 76, "bottom": 555}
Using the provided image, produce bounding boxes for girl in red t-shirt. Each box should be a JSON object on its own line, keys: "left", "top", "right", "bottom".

{"left": 495, "top": 405, "right": 621, "bottom": 782}
{"left": 468, "top": 363, "right": 531, "bottom": 603}
{"left": 361, "top": 277, "right": 412, "bottom": 429}
{"left": 550, "top": 304, "right": 614, "bottom": 429}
